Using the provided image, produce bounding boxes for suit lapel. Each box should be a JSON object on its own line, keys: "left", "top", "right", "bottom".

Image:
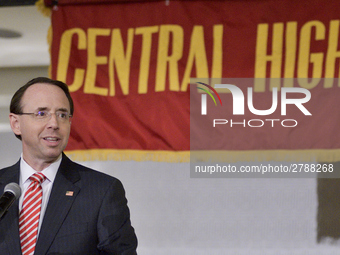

{"left": 34, "top": 154, "right": 81, "bottom": 255}
{"left": 0, "top": 161, "right": 23, "bottom": 255}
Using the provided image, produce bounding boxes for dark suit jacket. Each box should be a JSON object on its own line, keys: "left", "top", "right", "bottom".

{"left": 0, "top": 154, "right": 137, "bottom": 255}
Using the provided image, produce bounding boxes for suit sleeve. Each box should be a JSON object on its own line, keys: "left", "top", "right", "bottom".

{"left": 96, "top": 178, "right": 138, "bottom": 255}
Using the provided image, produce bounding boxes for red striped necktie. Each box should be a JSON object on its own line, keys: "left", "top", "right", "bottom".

{"left": 19, "top": 172, "right": 46, "bottom": 255}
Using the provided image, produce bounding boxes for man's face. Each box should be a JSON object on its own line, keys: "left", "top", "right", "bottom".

{"left": 10, "top": 83, "right": 71, "bottom": 165}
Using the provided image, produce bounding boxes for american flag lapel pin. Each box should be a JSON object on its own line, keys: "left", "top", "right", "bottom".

{"left": 66, "top": 191, "right": 74, "bottom": 196}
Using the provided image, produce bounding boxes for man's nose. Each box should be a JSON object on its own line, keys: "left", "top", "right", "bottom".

{"left": 47, "top": 113, "right": 59, "bottom": 129}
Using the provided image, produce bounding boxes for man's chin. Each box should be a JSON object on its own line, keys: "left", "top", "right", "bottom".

{"left": 44, "top": 149, "right": 63, "bottom": 162}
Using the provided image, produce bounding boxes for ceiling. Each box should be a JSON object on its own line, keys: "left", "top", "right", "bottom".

{"left": 0, "top": 2, "right": 50, "bottom": 132}
{"left": 0, "top": 0, "right": 38, "bottom": 6}
{"left": 0, "top": 4, "right": 50, "bottom": 67}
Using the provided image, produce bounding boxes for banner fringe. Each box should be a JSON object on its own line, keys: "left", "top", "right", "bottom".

{"left": 65, "top": 149, "right": 340, "bottom": 163}
{"left": 47, "top": 25, "right": 53, "bottom": 78}
{"left": 65, "top": 149, "right": 190, "bottom": 162}
{"left": 191, "top": 149, "right": 340, "bottom": 163}
{"left": 36, "top": 0, "right": 52, "bottom": 17}
{"left": 36, "top": 0, "right": 53, "bottom": 79}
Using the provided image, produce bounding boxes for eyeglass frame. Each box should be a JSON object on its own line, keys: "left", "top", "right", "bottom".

{"left": 17, "top": 110, "right": 73, "bottom": 122}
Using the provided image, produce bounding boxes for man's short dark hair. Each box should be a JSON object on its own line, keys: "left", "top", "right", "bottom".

{"left": 10, "top": 77, "right": 74, "bottom": 140}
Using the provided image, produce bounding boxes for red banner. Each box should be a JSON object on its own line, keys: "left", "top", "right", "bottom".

{"left": 45, "top": 0, "right": 340, "bottom": 162}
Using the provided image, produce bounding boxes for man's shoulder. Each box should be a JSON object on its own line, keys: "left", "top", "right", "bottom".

{"left": 0, "top": 160, "right": 20, "bottom": 172}
{"left": 61, "top": 154, "right": 121, "bottom": 187}
{"left": 60, "top": 155, "right": 127, "bottom": 199}
{"left": 0, "top": 160, "right": 20, "bottom": 181}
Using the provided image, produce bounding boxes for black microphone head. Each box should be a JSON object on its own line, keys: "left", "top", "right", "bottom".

{"left": 4, "top": 183, "right": 21, "bottom": 200}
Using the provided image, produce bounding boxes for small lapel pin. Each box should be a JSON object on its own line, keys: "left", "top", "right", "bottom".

{"left": 66, "top": 191, "right": 74, "bottom": 196}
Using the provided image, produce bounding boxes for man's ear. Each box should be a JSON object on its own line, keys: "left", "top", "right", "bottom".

{"left": 9, "top": 113, "right": 21, "bottom": 136}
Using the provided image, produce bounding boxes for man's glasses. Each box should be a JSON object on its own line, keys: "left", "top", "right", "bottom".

{"left": 18, "top": 110, "right": 72, "bottom": 122}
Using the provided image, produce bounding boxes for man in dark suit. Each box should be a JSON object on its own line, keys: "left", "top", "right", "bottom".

{"left": 0, "top": 77, "right": 137, "bottom": 254}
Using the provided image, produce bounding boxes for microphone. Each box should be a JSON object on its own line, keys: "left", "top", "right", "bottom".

{"left": 0, "top": 183, "right": 21, "bottom": 220}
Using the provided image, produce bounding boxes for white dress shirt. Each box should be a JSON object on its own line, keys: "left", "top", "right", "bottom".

{"left": 18, "top": 154, "right": 61, "bottom": 235}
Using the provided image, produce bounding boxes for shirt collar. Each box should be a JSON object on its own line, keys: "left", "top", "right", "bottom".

{"left": 20, "top": 154, "right": 61, "bottom": 185}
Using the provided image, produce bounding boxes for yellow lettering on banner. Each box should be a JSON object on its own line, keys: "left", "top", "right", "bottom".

{"left": 254, "top": 23, "right": 283, "bottom": 92}
{"left": 181, "top": 26, "right": 209, "bottom": 91}
{"left": 297, "top": 21, "right": 325, "bottom": 89}
{"left": 84, "top": 28, "right": 110, "bottom": 96}
{"left": 155, "top": 25, "right": 184, "bottom": 92}
{"left": 325, "top": 20, "right": 340, "bottom": 88}
{"left": 254, "top": 20, "right": 340, "bottom": 90}
{"left": 57, "top": 24, "right": 222, "bottom": 95}
{"left": 57, "top": 28, "right": 86, "bottom": 92}
{"left": 109, "top": 28, "right": 134, "bottom": 96}
{"left": 212, "top": 25, "right": 223, "bottom": 84}
{"left": 135, "top": 26, "right": 159, "bottom": 94}
{"left": 283, "top": 22, "right": 297, "bottom": 87}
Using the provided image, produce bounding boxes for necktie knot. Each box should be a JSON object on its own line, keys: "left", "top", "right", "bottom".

{"left": 29, "top": 172, "right": 46, "bottom": 185}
